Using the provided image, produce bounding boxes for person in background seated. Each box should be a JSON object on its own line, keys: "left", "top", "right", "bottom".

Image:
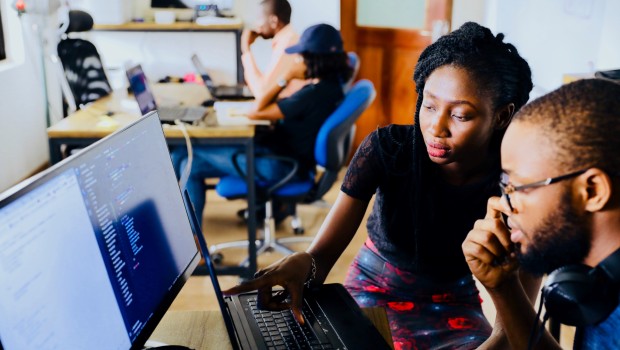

{"left": 173, "top": 24, "right": 352, "bottom": 221}
{"left": 241, "top": 0, "right": 305, "bottom": 100}
{"left": 463, "top": 79, "right": 620, "bottom": 349}
{"left": 224, "top": 22, "right": 536, "bottom": 350}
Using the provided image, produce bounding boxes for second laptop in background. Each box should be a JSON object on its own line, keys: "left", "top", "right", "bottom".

{"left": 192, "top": 54, "right": 254, "bottom": 100}
{"left": 126, "top": 64, "right": 207, "bottom": 124}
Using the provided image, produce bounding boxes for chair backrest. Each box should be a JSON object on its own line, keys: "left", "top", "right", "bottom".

{"left": 57, "top": 10, "right": 111, "bottom": 109}
{"left": 342, "top": 52, "right": 360, "bottom": 93}
{"left": 309, "top": 79, "right": 375, "bottom": 200}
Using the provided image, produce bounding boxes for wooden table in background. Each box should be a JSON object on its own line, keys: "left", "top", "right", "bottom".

{"left": 149, "top": 308, "right": 394, "bottom": 350}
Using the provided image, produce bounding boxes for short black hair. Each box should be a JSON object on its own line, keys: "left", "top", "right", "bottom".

{"left": 261, "top": 0, "right": 292, "bottom": 25}
{"left": 514, "top": 79, "right": 620, "bottom": 174}
{"left": 302, "top": 52, "right": 353, "bottom": 82}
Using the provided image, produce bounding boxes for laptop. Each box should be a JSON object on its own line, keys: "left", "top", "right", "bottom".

{"left": 0, "top": 112, "right": 200, "bottom": 350}
{"left": 191, "top": 53, "right": 254, "bottom": 100}
{"left": 126, "top": 64, "right": 207, "bottom": 123}
{"left": 184, "top": 193, "right": 391, "bottom": 349}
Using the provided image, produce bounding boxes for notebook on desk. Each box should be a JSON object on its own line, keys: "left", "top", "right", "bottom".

{"left": 126, "top": 64, "right": 207, "bottom": 124}
{"left": 184, "top": 191, "right": 392, "bottom": 350}
{"left": 191, "top": 53, "right": 253, "bottom": 100}
{"left": 213, "top": 101, "right": 270, "bottom": 126}
{"left": 0, "top": 112, "right": 200, "bottom": 350}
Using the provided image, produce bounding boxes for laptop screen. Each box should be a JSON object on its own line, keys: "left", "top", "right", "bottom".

{"left": 126, "top": 64, "right": 158, "bottom": 115}
{"left": 0, "top": 112, "right": 200, "bottom": 349}
{"left": 191, "top": 54, "right": 216, "bottom": 92}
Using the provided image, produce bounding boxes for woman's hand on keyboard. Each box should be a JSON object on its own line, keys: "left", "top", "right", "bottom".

{"left": 222, "top": 252, "right": 314, "bottom": 324}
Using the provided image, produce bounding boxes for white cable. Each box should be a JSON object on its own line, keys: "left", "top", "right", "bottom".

{"left": 175, "top": 119, "right": 193, "bottom": 191}
{"left": 56, "top": 4, "right": 69, "bottom": 37}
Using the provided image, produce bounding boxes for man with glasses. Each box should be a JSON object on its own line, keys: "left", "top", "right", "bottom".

{"left": 462, "top": 79, "right": 620, "bottom": 349}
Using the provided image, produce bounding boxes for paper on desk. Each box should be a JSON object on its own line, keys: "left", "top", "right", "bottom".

{"left": 214, "top": 101, "right": 270, "bottom": 126}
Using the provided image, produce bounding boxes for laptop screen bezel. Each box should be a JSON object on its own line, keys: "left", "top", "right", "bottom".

{"left": 126, "top": 64, "right": 159, "bottom": 115}
{"left": 0, "top": 112, "right": 201, "bottom": 350}
{"left": 191, "top": 54, "right": 216, "bottom": 93}
{"left": 181, "top": 189, "right": 242, "bottom": 350}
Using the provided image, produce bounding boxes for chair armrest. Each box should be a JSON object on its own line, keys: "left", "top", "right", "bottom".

{"left": 230, "top": 152, "right": 300, "bottom": 195}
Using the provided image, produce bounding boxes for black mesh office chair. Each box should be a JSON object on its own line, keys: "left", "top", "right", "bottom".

{"left": 57, "top": 10, "right": 111, "bottom": 112}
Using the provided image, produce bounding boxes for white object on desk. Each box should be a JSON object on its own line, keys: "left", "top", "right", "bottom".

{"left": 195, "top": 16, "right": 243, "bottom": 26}
{"left": 214, "top": 101, "right": 270, "bottom": 126}
{"left": 154, "top": 10, "right": 176, "bottom": 24}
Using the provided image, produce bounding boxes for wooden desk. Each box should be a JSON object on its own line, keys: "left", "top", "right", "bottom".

{"left": 149, "top": 308, "right": 394, "bottom": 349}
{"left": 47, "top": 84, "right": 259, "bottom": 278}
{"left": 93, "top": 21, "right": 244, "bottom": 84}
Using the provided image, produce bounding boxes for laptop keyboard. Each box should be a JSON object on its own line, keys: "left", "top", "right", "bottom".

{"left": 247, "top": 296, "right": 342, "bottom": 350}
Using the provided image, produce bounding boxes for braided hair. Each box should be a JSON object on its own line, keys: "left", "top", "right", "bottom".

{"left": 409, "top": 22, "right": 533, "bottom": 265}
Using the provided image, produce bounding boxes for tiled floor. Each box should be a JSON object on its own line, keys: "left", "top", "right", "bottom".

{"left": 169, "top": 170, "right": 575, "bottom": 349}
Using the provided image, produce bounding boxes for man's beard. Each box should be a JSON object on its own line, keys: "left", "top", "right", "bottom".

{"left": 515, "top": 191, "right": 591, "bottom": 276}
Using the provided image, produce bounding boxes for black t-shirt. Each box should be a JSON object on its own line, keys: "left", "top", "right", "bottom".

{"left": 341, "top": 124, "right": 500, "bottom": 282}
{"left": 267, "top": 79, "right": 343, "bottom": 173}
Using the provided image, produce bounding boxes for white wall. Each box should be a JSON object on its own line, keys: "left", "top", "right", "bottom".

{"left": 596, "top": 0, "right": 620, "bottom": 70}
{"left": 452, "top": 0, "right": 487, "bottom": 30}
{"left": 485, "top": 0, "right": 618, "bottom": 97}
{"left": 0, "top": 0, "right": 50, "bottom": 192}
{"left": 450, "top": 0, "right": 620, "bottom": 99}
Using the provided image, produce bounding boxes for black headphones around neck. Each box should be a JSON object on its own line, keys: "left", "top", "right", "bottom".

{"left": 542, "top": 247, "right": 620, "bottom": 327}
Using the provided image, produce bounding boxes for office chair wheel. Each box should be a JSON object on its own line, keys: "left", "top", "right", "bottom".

{"left": 212, "top": 252, "right": 224, "bottom": 265}
{"left": 293, "top": 227, "right": 305, "bottom": 235}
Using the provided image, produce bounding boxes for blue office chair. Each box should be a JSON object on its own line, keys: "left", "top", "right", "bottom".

{"left": 211, "top": 80, "right": 376, "bottom": 265}
{"left": 57, "top": 10, "right": 112, "bottom": 113}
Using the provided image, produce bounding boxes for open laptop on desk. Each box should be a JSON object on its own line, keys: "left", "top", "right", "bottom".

{"left": 126, "top": 64, "right": 207, "bottom": 124}
{"left": 191, "top": 53, "right": 253, "bottom": 100}
{"left": 0, "top": 112, "right": 200, "bottom": 350}
{"left": 184, "top": 191, "right": 391, "bottom": 349}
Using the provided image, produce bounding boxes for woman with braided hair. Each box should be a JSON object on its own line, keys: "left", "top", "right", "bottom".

{"left": 225, "top": 22, "right": 537, "bottom": 349}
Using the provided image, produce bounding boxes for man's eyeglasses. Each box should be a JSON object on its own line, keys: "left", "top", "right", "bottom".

{"left": 499, "top": 169, "right": 588, "bottom": 212}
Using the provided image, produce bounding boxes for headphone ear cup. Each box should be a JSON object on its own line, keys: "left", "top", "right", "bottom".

{"left": 543, "top": 264, "right": 617, "bottom": 326}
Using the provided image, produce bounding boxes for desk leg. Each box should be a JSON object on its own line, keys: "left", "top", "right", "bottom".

{"left": 236, "top": 29, "right": 244, "bottom": 85}
{"left": 49, "top": 139, "right": 63, "bottom": 165}
{"left": 245, "top": 140, "right": 257, "bottom": 278}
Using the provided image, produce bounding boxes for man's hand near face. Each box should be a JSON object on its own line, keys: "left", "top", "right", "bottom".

{"left": 241, "top": 29, "right": 261, "bottom": 54}
{"left": 463, "top": 196, "right": 518, "bottom": 290}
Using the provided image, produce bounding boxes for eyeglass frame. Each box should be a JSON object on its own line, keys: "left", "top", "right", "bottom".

{"left": 499, "top": 169, "right": 588, "bottom": 212}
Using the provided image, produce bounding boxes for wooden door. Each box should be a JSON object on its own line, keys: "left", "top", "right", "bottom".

{"left": 341, "top": 0, "right": 452, "bottom": 149}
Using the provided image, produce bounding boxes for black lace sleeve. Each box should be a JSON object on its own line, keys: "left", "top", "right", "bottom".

{"left": 340, "top": 130, "right": 383, "bottom": 201}
{"left": 341, "top": 125, "right": 414, "bottom": 202}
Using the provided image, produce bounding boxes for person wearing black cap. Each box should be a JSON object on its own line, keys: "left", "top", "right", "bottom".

{"left": 248, "top": 23, "right": 353, "bottom": 176}
{"left": 173, "top": 23, "right": 353, "bottom": 221}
